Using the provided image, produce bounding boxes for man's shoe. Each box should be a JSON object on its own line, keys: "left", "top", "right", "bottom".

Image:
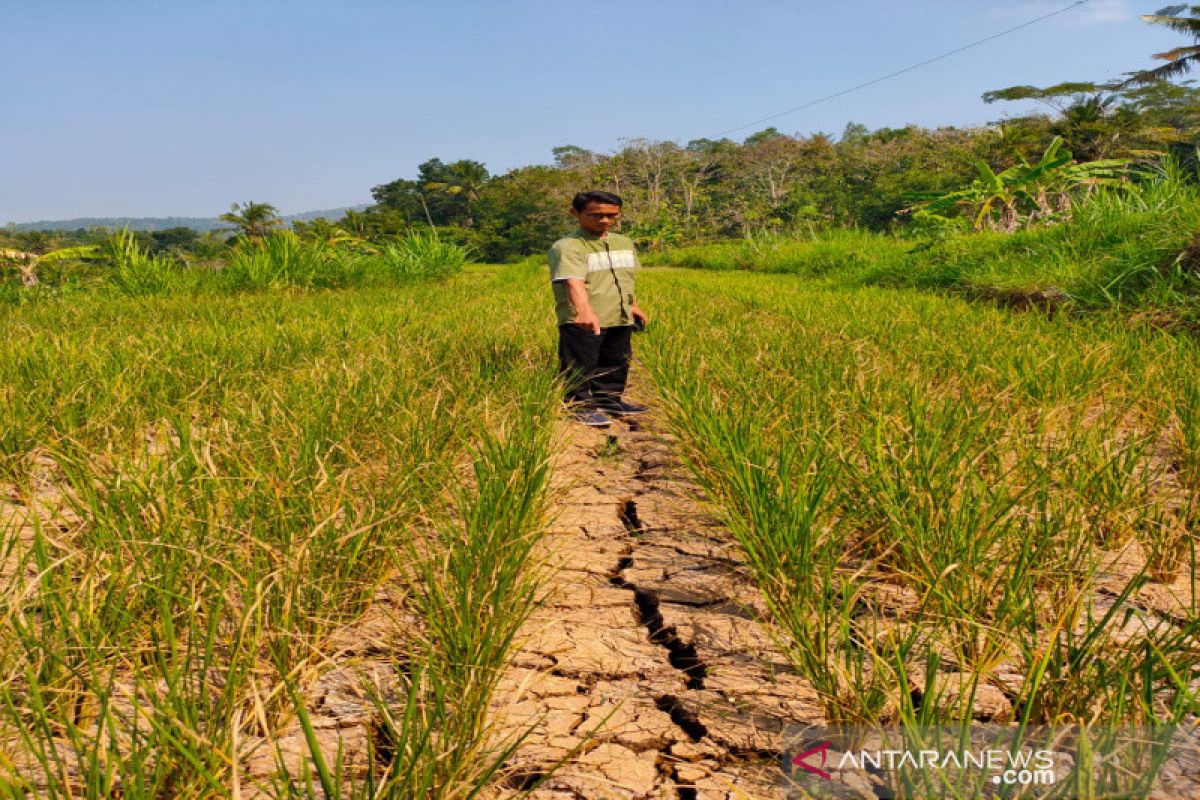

{"left": 573, "top": 408, "right": 613, "bottom": 428}
{"left": 597, "top": 400, "right": 647, "bottom": 416}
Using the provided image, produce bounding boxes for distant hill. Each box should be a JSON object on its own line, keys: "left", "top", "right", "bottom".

{"left": 5, "top": 206, "right": 371, "bottom": 232}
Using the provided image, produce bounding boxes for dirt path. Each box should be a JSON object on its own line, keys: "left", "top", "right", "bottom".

{"left": 486, "top": 397, "right": 823, "bottom": 800}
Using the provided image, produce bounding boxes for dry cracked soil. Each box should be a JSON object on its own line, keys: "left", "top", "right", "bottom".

{"left": 1, "top": 402, "right": 823, "bottom": 799}
{"left": 480, "top": 401, "right": 823, "bottom": 800}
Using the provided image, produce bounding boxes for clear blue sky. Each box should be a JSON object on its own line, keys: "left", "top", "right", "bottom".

{"left": 0, "top": 0, "right": 1184, "bottom": 223}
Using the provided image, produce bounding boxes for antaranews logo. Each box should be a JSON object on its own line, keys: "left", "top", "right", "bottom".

{"left": 790, "top": 740, "right": 833, "bottom": 780}
{"left": 782, "top": 724, "right": 1200, "bottom": 800}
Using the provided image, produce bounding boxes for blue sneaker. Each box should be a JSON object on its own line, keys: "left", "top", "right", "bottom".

{"left": 573, "top": 408, "right": 613, "bottom": 428}
{"left": 597, "top": 400, "right": 647, "bottom": 416}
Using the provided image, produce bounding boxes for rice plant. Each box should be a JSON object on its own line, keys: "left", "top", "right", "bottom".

{"left": 641, "top": 267, "right": 1200, "bottom": 739}
{"left": 0, "top": 268, "right": 559, "bottom": 797}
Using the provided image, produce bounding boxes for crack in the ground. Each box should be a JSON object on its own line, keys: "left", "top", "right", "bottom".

{"left": 609, "top": 516, "right": 710, "bottom": 692}
{"left": 610, "top": 554, "right": 635, "bottom": 582}
{"left": 659, "top": 596, "right": 729, "bottom": 609}
{"left": 654, "top": 754, "right": 698, "bottom": 800}
{"left": 632, "top": 589, "right": 708, "bottom": 690}
{"left": 485, "top": 410, "right": 822, "bottom": 799}
{"left": 618, "top": 498, "right": 646, "bottom": 536}
{"left": 653, "top": 695, "right": 708, "bottom": 741}
{"left": 721, "top": 742, "right": 784, "bottom": 762}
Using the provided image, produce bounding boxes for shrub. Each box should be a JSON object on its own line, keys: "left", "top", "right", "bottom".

{"left": 104, "top": 229, "right": 187, "bottom": 295}
{"left": 220, "top": 231, "right": 331, "bottom": 290}
{"left": 374, "top": 230, "right": 469, "bottom": 281}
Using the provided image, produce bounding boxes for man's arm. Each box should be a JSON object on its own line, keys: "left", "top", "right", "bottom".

{"left": 550, "top": 242, "right": 601, "bottom": 333}
{"left": 564, "top": 279, "right": 601, "bottom": 335}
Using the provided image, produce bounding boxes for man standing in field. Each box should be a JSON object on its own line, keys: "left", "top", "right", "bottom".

{"left": 549, "top": 190, "right": 649, "bottom": 428}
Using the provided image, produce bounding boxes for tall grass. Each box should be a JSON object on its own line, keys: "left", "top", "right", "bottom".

{"left": 218, "top": 231, "right": 468, "bottom": 291}
{"left": 649, "top": 227, "right": 909, "bottom": 282}
{"left": 0, "top": 229, "right": 476, "bottom": 300}
{"left": 375, "top": 231, "right": 470, "bottom": 282}
{"left": 104, "top": 228, "right": 190, "bottom": 295}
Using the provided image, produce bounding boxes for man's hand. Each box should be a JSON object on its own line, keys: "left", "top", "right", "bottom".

{"left": 630, "top": 304, "right": 648, "bottom": 328}
{"left": 572, "top": 309, "right": 602, "bottom": 335}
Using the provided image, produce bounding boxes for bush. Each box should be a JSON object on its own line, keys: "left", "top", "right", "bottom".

{"left": 104, "top": 229, "right": 189, "bottom": 295}
{"left": 217, "top": 230, "right": 467, "bottom": 292}
{"left": 373, "top": 231, "right": 469, "bottom": 281}
{"left": 220, "top": 232, "right": 335, "bottom": 290}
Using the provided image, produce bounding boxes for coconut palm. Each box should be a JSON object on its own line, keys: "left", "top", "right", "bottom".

{"left": 219, "top": 201, "right": 282, "bottom": 240}
{"left": 1124, "top": 5, "right": 1200, "bottom": 85}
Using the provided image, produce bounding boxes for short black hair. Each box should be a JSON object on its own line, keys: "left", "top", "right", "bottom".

{"left": 572, "top": 190, "right": 623, "bottom": 211}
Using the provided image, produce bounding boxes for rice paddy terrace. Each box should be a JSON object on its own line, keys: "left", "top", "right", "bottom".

{"left": 1, "top": 263, "right": 1197, "bottom": 798}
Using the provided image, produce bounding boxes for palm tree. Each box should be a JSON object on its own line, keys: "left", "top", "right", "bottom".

{"left": 219, "top": 201, "right": 281, "bottom": 240}
{"left": 1124, "top": 5, "right": 1200, "bottom": 85}
{"left": 339, "top": 209, "right": 369, "bottom": 239}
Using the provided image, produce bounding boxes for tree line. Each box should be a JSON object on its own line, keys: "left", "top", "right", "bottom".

{"left": 332, "top": 74, "right": 1199, "bottom": 260}
{"left": 6, "top": 7, "right": 1200, "bottom": 263}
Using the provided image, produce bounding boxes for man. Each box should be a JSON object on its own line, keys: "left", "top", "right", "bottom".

{"left": 549, "top": 190, "right": 649, "bottom": 428}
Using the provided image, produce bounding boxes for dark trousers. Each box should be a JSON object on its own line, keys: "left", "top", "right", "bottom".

{"left": 558, "top": 324, "right": 633, "bottom": 406}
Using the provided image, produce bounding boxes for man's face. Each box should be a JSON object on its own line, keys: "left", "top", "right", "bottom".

{"left": 571, "top": 202, "right": 621, "bottom": 236}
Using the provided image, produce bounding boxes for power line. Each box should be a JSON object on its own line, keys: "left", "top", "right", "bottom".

{"left": 713, "top": 0, "right": 1092, "bottom": 139}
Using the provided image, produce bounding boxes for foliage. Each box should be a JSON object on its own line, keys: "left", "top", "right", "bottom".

{"left": 220, "top": 230, "right": 467, "bottom": 291}
{"left": 983, "top": 79, "right": 1193, "bottom": 160}
{"left": 102, "top": 228, "right": 188, "bottom": 295}
{"left": 1, "top": 244, "right": 99, "bottom": 286}
{"left": 371, "top": 158, "right": 491, "bottom": 228}
{"left": 904, "top": 137, "right": 1130, "bottom": 232}
{"left": 652, "top": 164, "right": 1200, "bottom": 318}
{"left": 375, "top": 230, "right": 469, "bottom": 281}
{"left": 0, "top": 272, "right": 558, "bottom": 796}
{"left": 643, "top": 265, "right": 1200, "bottom": 745}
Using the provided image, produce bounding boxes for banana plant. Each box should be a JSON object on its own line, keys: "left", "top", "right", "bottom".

{"left": 904, "top": 137, "right": 1129, "bottom": 232}
{"left": 1, "top": 245, "right": 100, "bottom": 286}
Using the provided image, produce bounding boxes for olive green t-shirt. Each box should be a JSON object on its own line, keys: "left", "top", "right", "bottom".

{"left": 548, "top": 229, "right": 639, "bottom": 328}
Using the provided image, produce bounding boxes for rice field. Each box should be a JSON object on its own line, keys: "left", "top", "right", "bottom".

{"left": 0, "top": 264, "right": 557, "bottom": 797}
{"left": 1, "top": 256, "right": 1198, "bottom": 797}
